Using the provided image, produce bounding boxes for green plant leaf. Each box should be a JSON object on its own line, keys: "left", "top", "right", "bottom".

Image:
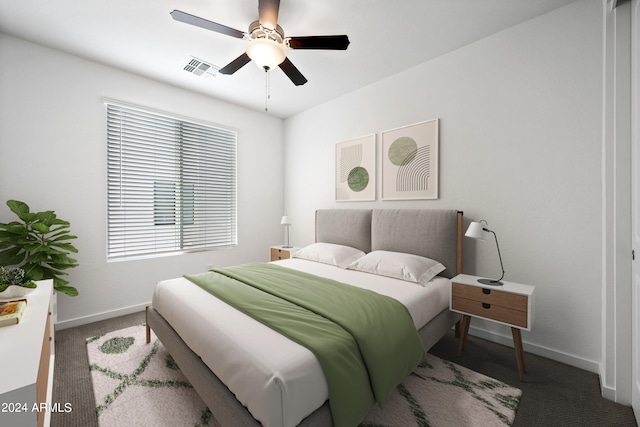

{"left": 50, "top": 252, "right": 77, "bottom": 263}
{"left": 48, "top": 257, "right": 78, "bottom": 270}
{"left": 49, "top": 232, "right": 76, "bottom": 241}
{"left": 31, "top": 222, "right": 51, "bottom": 234}
{"left": 0, "top": 247, "right": 25, "bottom": 265}
{"left": 50, "top": 218, "right": 70, "bottom": 226}
{"left": 50, "top": 242, "right": 79, "bottom": 253}
{"left": 54, "top": 283, "right": 78, "bottom": 297}
{"left": 26, "top": 251, "right": 49, "bottom": 264}
{"left": 0, "top": 223, "right": 29, "bottom": 235}
{"left": 53, "top": 274, "right": 69, "bottom": 284}
{"left": 7, "top": 200, "right": 33, "bottom": 223}
{"left": 22, "top": 264, "right": 44, "bottom": 280}
{"left": 49, "top": 263, "right": 78, "bottom": 271}
{"left": 36, "top": 210, "right": 57, "bottom": 225}
{"left": 16, "top": 235, "right": 38, "bottom": 244}
{"left": 0, "top": 234, "right": 23, "bottom": 245}
{"left": 24, "top": 243, "right": 49, "bottom": 253}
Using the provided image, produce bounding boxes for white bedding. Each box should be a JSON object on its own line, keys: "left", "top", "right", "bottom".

{"left": 152, "top": 258, "right": 450, "bottom": 427}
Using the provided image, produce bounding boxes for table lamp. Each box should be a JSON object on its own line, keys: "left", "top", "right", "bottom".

{"left": 280, "top": 215, "right": 292, "bottom": 248}
{"left": 465, "top": 220, "right": 505, "bottom": 286}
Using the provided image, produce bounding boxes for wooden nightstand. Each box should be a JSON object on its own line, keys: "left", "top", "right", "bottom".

{"left": 270, "top": 245, "right": 299, "bottom": 261}
{"left": 450, "top": 274, "right": 535, "bottom": 381}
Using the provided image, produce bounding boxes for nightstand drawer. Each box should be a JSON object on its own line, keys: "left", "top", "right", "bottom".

{"left": 452, "top": 283, "right": 528, "bottom": 312}
{"left": 270, "top": 247, "right": 291, "bottom": 261}
{"left": 451, "top": 297, "right": 528, "bottom": 328}
{"left": 452, "top": 282, "right": 529, "bottom": 328}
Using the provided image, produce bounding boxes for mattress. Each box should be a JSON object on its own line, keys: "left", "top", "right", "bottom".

{"left": 152, "top": 258, "right": 450, "bottom": 427}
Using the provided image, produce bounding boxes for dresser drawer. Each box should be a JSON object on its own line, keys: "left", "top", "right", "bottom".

{"left": 270, "top": 247, "right": 291, "bottom": 261}
{"left": 451, "top": 296, "right": 528, "bottom": 328}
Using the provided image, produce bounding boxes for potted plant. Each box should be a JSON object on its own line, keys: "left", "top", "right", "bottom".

{"left": 0, "top": 200, "right": 79, "bottom": 296}
{"left": 0, "top": 266, "right": 37, "bottom": 298}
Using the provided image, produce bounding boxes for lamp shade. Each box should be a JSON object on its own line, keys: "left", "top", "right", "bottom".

{"left": 465, "top": 221, "right": 486, "bottom": 240}
{"left": 246, "top": 38, "right": 286, "bottom": 70}
{"left": 280, "top": 215, "right": 292, "bottom": 226}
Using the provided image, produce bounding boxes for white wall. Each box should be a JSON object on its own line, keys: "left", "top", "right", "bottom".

{"left": 0, "top": 35, "right": 284, "bottom": 327}
{"left": 284, "top": 0, "right": 603, "bottom": 371}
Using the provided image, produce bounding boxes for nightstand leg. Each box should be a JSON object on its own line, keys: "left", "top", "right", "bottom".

{"left": 457, "top": 315, "right": 471, "bottom": 356}
{"left": 511, "top": 327, "right": 526, "bottom": 381}
{"left": 146, "top": 305, "right": 151, "bottom": 344}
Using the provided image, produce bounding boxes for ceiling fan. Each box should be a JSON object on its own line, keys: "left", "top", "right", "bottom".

{"left": 170, "top": 0, "right": 350, "bottom": 86}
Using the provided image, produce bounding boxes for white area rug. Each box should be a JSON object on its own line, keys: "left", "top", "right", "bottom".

{"left": 87, "top": 325, "right": 521, "bottom": 427}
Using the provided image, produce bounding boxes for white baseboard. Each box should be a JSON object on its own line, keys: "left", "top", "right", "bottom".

{"left": 468, "top": 325, "right": 600, "bottom": 374}
{"left": 55, "top": 302, "right": 150, "bottom": 330}
{"left": 600, "top": 382, "right": 617, "bottom": 401}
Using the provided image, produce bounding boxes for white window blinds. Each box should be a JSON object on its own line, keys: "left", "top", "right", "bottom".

{"left": 106, "top": 103, "right": 237, "bottom": 260}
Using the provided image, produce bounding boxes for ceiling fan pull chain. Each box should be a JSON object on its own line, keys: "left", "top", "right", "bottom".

{"left": 264, "top": 68, "right": 271, "bottom": 111}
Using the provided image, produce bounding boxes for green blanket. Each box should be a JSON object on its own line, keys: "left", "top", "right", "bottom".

{"left": 185, "top": 263, "right": 425, "bottom": 427}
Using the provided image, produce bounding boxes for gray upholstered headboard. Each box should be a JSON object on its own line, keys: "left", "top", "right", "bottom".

{"left": 315, "top": 209, "right": 372, "bottom": 253}
{"left": 315, "top": 209, "right": 463, "bottom": 278}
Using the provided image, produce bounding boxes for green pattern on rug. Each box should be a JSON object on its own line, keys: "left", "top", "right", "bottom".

{"left": 87, "top": 325, "right": 521, "bottom": 427}
{"left": 87, "top": 324, "right": 213, "bottom": 426}
{"left": 360, "top": 358, "right": 521, "bottom": 427}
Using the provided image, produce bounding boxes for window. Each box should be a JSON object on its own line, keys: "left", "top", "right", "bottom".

{"left": 106, "top": 103, "right": 237, "bottom": 260}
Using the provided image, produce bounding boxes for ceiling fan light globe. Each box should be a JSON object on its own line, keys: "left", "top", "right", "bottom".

{"left": 246, "top": 38, "right": 286, "bottom": 70}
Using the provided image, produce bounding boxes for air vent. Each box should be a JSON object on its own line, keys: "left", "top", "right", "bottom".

{"left": 182, "top": 57, "right": 219, "bottom": 78}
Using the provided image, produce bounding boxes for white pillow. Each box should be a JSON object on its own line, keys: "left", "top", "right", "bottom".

{"left": 347, "top": 250, "right": 445, "bottom": 285}
{"left": 293, "top": 242, "right": 366, "bottom": 268}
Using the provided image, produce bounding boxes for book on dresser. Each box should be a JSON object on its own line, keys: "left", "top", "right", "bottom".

{"left": 0, "top": 298, "right": 27, "bottom": 327}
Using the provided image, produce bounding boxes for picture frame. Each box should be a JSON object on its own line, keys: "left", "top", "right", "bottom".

{"left": 381, "top": 119, "right": 439, "bottom": 200}
{"left": 335, "top": 134, "right": 376, "bottom": 201}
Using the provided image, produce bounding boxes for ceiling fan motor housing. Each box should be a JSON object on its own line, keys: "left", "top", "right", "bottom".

{"left": 248, "top": 20, "right": 285, "bottom": 43}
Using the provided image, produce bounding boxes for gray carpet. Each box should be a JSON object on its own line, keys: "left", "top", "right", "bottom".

{"left": 52, "top": 311, "right": 637, "bottom": 427}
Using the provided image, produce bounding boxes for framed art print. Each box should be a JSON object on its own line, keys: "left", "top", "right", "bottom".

{"left": 381, "top": 119, "right": 439, "bottom": 200}
{"left": 335, "top": 134, "right": 376, "bottom": 201}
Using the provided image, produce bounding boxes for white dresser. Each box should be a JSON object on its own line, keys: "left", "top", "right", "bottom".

{"left": 0, "top": 279, "right": 55, "bottom": 427}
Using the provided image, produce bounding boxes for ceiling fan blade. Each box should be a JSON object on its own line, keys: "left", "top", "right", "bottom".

{"left": 288, "top": 35, "right": 350, "bottom": 50}
{"left": 219, "top": 53, "right": 252, "bottom": 75}
{"left": 278, "top": 57, "right": 308, "bottom": 86}
{"left": 258, "top": 0, "right": 280, "bottom": 30}
{"left": 170, "top": 10, "right": 245, "bottom": 39}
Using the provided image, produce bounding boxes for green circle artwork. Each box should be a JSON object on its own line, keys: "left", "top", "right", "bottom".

{"left": 99, "top": 336, "right": 135, "bottom": 354}
{"left": 348, "top": 166, "right": 369, "bottom": 192}
{"left": 388, "top": 137, "right": 418, "bottom": 166}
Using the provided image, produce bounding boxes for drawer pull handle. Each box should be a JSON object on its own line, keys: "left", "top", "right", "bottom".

{"left": 482, "top": 303, "right": 491, "bottom": 309}
{"left": 482, "top": 289, "right": 491, "bottom": 295}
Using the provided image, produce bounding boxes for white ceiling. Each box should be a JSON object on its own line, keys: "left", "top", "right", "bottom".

{"left": 0, "top": 0, "right": 575, "bottom": 118}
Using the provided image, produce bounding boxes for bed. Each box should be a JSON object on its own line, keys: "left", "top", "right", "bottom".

{"left": 146, "top": 209, "right": 463, "bottom": 427}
